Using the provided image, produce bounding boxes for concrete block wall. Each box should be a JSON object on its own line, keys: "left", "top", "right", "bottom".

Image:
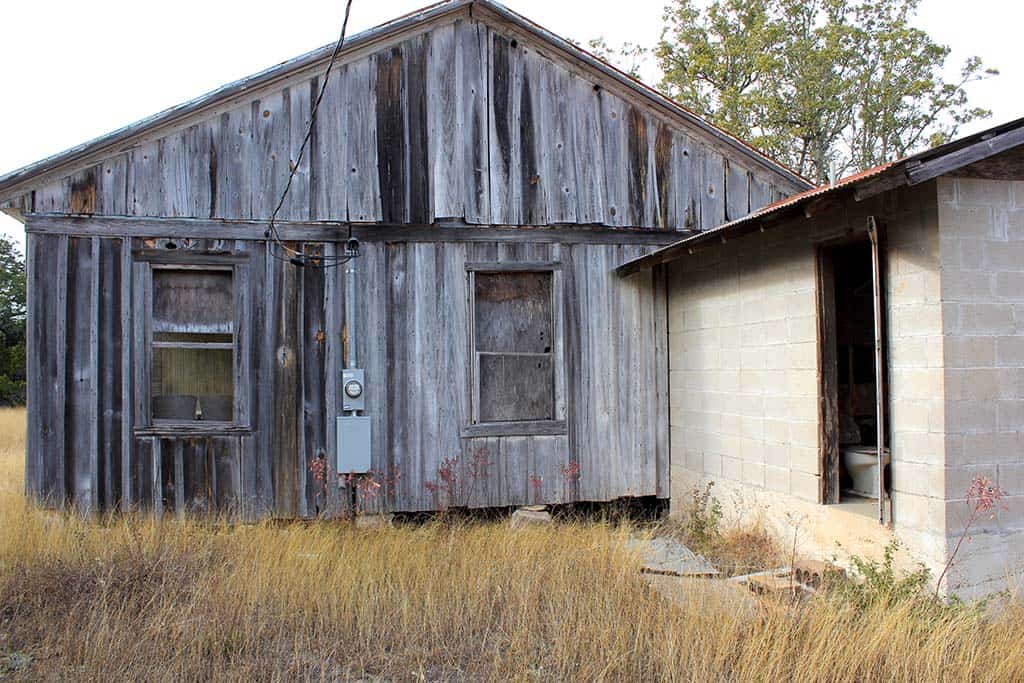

{"left": 938, "top": 177, "right": 1024, "bottom": 598}
{"left": 667, "top": 182, "right": 948, "bottom": 576}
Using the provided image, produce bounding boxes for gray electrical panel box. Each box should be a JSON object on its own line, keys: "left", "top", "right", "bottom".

{"left": 337, "top": 415, "right": 371, "bottom": 474}
{"left": 342, "top": 368, "right": 365, "bottom": 412}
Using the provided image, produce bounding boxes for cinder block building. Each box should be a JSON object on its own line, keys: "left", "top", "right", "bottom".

{"left": 621, "top": 121, "right": 1024, "bottom": 598}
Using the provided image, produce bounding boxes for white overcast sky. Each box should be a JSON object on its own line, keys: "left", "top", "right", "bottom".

{"left": 1, "top": 0, "right": 1020, "bottom": 251}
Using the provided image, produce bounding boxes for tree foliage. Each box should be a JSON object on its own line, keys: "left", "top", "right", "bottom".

{"left": 597, "top": 0, "right": 997, "bottom": 184}
{"left": 0, "top": 234, "right": 26, "bottom": 406}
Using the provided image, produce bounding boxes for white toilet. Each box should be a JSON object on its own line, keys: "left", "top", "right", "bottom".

{"left": 842, "top": 446, "right": 890, "bottom": 498}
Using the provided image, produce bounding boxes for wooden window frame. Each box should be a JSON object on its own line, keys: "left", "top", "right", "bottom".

{"left": 132, "top": 250, "right": 252, "bottom": 433}
{"left": 462, "top": 262, "right": 567, "bottom": 438}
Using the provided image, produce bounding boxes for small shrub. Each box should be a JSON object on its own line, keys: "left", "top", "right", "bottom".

{"left": 828, "top": 540, "right": 932, "bottom": 610}
{"left": 682, "top": 481, "right": 723, "bottom": 550}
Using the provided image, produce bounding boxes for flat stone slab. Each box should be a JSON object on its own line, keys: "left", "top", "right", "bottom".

{"left": 627, "top": 537, "right": 719, "bottom": 577}
{"left": 509, "top": 508, "right": 553, "bottom": 528}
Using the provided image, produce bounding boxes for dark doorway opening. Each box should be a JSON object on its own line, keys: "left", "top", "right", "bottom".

{"left": 818, "top": 239, "right": 890, "bottom": 507}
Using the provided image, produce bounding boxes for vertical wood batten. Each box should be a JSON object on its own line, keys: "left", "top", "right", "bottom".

{"left": 459, "top": 19, "right": 490, "bottom": 223}
{"left": 323, "top": 242, "right": 344, "bottom": 517}
{"left": 97, "top": 238, "right": 124, "bottom": 510}
{"left": 256, "top": 243, "right": 275, "bottom": 514}
{"left": 570, "top": 74, "right": 605, "bottom": 225}
{"left": 428, "top": 22, "right": 460, "bottom": 220}
{"left": 24, "top": 233, "right": 39, "bottom": 499}
{"left": 152, "top": 438, "right": 163, "bottom": 516}
{"left": 120, "top": 238, "right": 133, "bottom": 508}
{"left": 301, "top": 246, "right": 329, "bottom": 517}
{"left": 345, "top": 59, "right": 382, "bottom": 222}
{"left": 46, "top": 235, "right": 69, "bottom": 505}
{"left": 270, "top": 242, "right": 303, "bottom": 517}
{"left": 599, "top": 90, "right": 628, "bottom": 227}
{"left": 488, "top": 31, "right": 524, "bottom": 225}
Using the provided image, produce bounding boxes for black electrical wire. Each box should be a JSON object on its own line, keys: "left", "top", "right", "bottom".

{"left": 265, "top": 0, "right": 356, "bottom": 268}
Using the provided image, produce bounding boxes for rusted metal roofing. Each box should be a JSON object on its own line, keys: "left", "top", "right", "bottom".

{"left": 617, "top": 116, "right": 1024, "bottom": 276}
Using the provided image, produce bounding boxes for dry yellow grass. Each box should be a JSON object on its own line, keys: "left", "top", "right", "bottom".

{"left": 1, "top": 405, "right": 1024, "bottom": 680}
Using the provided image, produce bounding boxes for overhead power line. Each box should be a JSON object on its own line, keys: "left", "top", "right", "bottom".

{"left": 265, "top": 0, "right": 356, "bottom": 269}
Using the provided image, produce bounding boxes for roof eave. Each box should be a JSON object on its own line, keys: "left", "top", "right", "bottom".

{"left": 0, "top": 0, "right": 474, "bottom": 201}
{"left": 0, "top": 0, "right": 812, "bottom": 204}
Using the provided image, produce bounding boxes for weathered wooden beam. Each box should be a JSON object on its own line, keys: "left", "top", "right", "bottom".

{"left": 25, "top": 214, "right": 686, "bottom": 245}
{"left": 853, "top": 171, "right": 907, "bottom": 202}
{"left": 461, "top": 419, "right": 567, "bottom": 438}
{"left": 906, "top": 125, "right": 1024, "bottom": 185}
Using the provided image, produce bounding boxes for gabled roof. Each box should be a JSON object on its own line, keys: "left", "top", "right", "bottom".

{"left": 617, "top": 116, "right": 1024, "bottom": 276}
{"left": 0, "top": 0, "right": 811, "bottom": 205}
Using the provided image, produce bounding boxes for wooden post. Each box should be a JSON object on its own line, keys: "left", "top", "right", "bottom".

{"left": 868, "top": 217, "right": 889, "bottom": 526}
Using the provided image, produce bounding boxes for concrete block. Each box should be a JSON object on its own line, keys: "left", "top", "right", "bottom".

{"left": 945, "top": 335, "right": 995, "bottom": 369}
{"left": 790, "top": 471, "right": 820, "bottom": 502}
{"left": 742, "top": 461, "right": 765, "bottom": 488}
{"left": 892, "top": 431, "right": 945, "bottom": 465}
{"left": 790, "top": 445, "right": 819, "bottom": 474}
{"left": 944, "top": 205, "right": 994, "bottom": 238}
{"left": 786, "top": 341, "right": 817, "bottom": 370}
{"left": 985, "top": 242, "right": 1024, "bottom": 272}
{"left": 789, "top": 421, "right": 818, "bottom": 449}
{"left": 998, "top": 400, "right": 1024, "bottom": 431}
{"left": 937, "top": 177, "right": 957, "bottom": 204}
{"left": 960, "top": 432, "right": 1022, "bottom": 464}
{"left": 997, "top": 336, "right": 1024, "bottom": 367}
{"left": 765, "top": 465, "right": 790, "bottom": 494}
{"left": 891, "top": 461, "right": 943, "bottom": 497}
{"left": 997, "top": 463, "right": 1024, "bottom": 494}
{"left": 894, "top": 303, "right": 944, "bottom": 338}
{"left": 891, "top": 368, "right": 942, "bottom": 401}
{"left": 956, "top": 178, "right": 1011, "bottom": 208}
{"left": 764, "top": 442, "right": 790, "bottom": 469}
{"left": 764, "top": 418, "right": 789, "bottom": 444}
{"left": 947, "top": 400, "right": 999, "bottom": 434}
{"left": 721, "top": 456, "right": 742, "bottom": 482}
{"left": 893, "top": 493, "right": 942, "bottom": 532}
{"left": 996, "top": 272, "right": 1024, "bottom": 301}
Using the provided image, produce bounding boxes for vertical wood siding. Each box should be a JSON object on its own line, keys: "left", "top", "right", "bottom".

{"left": 26, "top": 230, "right": 669, "bottom": 516}
{"left": 13, "top": 17, "right": 800, "bottom": 230}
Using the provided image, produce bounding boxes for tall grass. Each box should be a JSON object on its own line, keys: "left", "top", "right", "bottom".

{"left": 1, "top": 406, "right": 1023, "bottom": 680}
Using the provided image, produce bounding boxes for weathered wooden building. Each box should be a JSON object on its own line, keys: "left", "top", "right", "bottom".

{"left": 0, "top": 0, "right": 807, "bottom": 518}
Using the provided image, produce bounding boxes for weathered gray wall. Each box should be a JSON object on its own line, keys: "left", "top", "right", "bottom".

{"left": 25, "top": 221, "right": 668, "bottom": 517}
{"left": 4, "top": 15, "right": 800, "bottom": 230}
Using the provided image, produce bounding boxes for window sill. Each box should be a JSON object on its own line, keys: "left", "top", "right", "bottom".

{"left": 461, "top": 420, "right": 567, "bottom": 438}
{"left": 135, "top": 423, "right": 252, "bottom": 437}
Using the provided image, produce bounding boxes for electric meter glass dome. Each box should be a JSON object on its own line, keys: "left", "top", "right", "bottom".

{"left": 344, "top": 380, "right": 363, "bottom": 399}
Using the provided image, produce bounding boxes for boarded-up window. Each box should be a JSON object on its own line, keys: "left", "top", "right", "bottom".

{"left": 151, "top": 268, "right": 234, "bottom": 422}
{"left": 472, "top": 271, "right": 554, "bottom": 423}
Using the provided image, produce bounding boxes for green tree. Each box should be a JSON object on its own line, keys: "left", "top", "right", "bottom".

{"left": 0, "top": 234, "right": 26, "bottom": 406}
{"left": 598, "top": 0, "right": 997, "bottom": 184}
